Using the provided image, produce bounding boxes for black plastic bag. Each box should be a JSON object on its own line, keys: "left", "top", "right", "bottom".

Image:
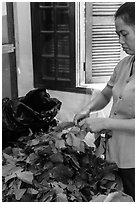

{"left": 2, "top": 89, "right": 62, "bottom": 148}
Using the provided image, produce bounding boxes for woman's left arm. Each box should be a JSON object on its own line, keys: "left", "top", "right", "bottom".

{"left": 105, "top": 118, "right": 135, "bottom": 133}
{"left": 79, "top": 118, "right": 135, "bottom": 133}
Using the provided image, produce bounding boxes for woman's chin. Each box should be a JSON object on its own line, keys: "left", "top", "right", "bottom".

{"left": 124, "top": 49, "right": 134, "bottom": 55}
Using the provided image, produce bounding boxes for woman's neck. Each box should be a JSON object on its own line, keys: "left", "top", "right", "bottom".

{"left": 130, "top": 56, "right": 135, "bottom": 76}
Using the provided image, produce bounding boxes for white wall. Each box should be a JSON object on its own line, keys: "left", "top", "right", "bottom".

{"left": 13, "top": 2, "right": 112, "bottom": 122}
{"left": 14, "top": 2, "right": 34, "bottom": 96}
{"left": 48, "top": 89, "right": 112, "bottom": 122}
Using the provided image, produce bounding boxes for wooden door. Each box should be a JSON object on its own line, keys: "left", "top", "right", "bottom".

{"left": 2, "top": 2, "right": 18, "bottom": 99}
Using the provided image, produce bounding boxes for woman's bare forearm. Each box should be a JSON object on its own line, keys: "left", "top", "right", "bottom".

{"left": 85, "top": 86, "right": 112, "bottom": 113}
{"left": 105, "top": 118, "right": 135, "bottom": 133}
{"left": 74, "top": 86, "right": 112, "bottom": 125}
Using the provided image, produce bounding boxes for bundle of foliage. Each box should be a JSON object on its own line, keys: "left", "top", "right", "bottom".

{"left": 2, "top": 88, "right": 61, "bottom": 149}
{"left": 2, "top": 122, "right": 123, "bottom": 202}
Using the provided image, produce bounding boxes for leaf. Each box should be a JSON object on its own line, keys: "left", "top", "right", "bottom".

{"left": 2, "top": 164, "right": 16, "bottom": 176}
{"left": 4, "top": 168, "right": 23, "bottom": 182}
{"left": 27, "top": 139, "right": 39, "bottom": 146}
{"left": 83, "top": 132, "right": 96, "bottom": 147}
{"left": 15, "top": 188, "right": 26, "bottom": 200}
{"left": 56, "top": 132, "right": 64, "bottom": 139}
{"left": 33, "top": 179, "right": 50, "bottom": 190}
{"left": 51, "top": 164, "right": 74, "bottom": 181}
{"left": 62, "top": 129, "right": 70, "bottom": 134}
{"left": 17, "top": 180, "right": 22, "bottom": 189}
{"left": 55, "top": 139, "right": 66, "bottom": 149}
{"left": 76, "top": 130, "right": 87, "bottom": 139}
{"left": 103, "top": 191, "right": 134, "bottom": 202}
{"left": 70, "top": 194, "right": 76, "bottom": 201}
{"left": 56, "top": 192, "right": 68, "bottom": 202}
{"left": 53, "top": 183, "right": 64, "bottom": 194}
{"left": 12, "top": 148, "right": 21, "bottom": 157}
{"left": 3, "top": 153, "right": 17, "bottom": 165}
{"left": 2, "top": 164, "right": 20, "bottom": 177}
{"left": 91, "top": 194, "right": 107, "bottom": 202}
{"left": 58, "top": 182, "right": 67, "bottom": 189}
{"left": 95, "top": 145, "right": 105, "bottom": 158}
{"left": 43, "top": 161, "right": 54, "bottom": 171}
{"left": 103, "top": 173, "right": 115, "bottom": 181}
{"left": 65, "top": 154, "right": 80, "bottom": 169}
{"left": 40, "top": 133, "right": 50, "bottom": 142}
{"left": 7, "top": 186, "right": 14, "bottom": 196}
{"left": 49, "top": 140, "right": 58, "bottom": 154}
{"left": 40, "top": 190, "right": 54, "bottom": 202}
{"left": 3, "top": 146, "right": 12, "bottom": 155}
{"left": 50, "top": 152, "right": 64, "bottom": 163}
{"left": 75, "top": 178, "right": 86, "bottom": 189}
{"left": 5, "top": 173, "right": 17, "bottom": 183}
{"left": 54, "top": 122, "right": 74, "bottom": 132}
{"left": 67, "top": 182, "right": 77, "bottom": 192}
{"left": 27, "top": 188, "right": 38, "bottom": 194}
{"left": 25, "top": 153, "right": 38, "bottom": 164}
{"left": 16, "top": 171, "right": 33, "bottom": 184}
{"left": 66, "top": 133, "right": 73, "bottom": 146}
{"left": 70, "top": 126, "right": 81, "bottom": 134}
{"left": 50, "top": 131, "right": 63, "bottom": 139}
{"left": 71, "top": 133, "right": 81, "bottom": 147}
{"left": 41, "top": 178, "right": 51, "bottom": 188}
{"left": 81, "top": 155, "right": 90, "bottom": 168}
{"left": 79, "top": 141, "right": 85, "bottom": 153}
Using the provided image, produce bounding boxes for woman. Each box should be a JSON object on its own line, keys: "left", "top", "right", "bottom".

{"left": 74, "top": 2, "right": 135, "bottom": 200}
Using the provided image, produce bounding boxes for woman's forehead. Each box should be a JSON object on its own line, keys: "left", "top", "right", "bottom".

{"left": 115, "top": 17, "right": 134, "bottom": 31}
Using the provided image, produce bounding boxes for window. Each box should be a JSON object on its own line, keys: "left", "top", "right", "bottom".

{"left": 31, "top": 3, "right": 76, "bottom": 91}
{"left": 31, "top": 2, "right": 126, "bottom": 92}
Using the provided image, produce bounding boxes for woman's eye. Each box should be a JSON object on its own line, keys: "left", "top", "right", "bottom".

{"left": 122, "top": 32, "right": 127, "bottom": 37}
{"left": 116, "top": 31, "right": 128, "bottom": 38}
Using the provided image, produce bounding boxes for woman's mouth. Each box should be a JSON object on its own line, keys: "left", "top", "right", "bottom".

{"left": 122, "top": 47, "right": 129, "bottom": 51}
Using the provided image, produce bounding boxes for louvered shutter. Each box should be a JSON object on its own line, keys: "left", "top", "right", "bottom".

{"left": 85, "top": 2, "right": 123, "bottom": 83}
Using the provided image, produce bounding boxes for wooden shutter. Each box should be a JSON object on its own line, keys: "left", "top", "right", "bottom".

{"left": 31, "top": 3, "right": 75, "bottom": 90}
{"left": 85, "top": 2, "right": 122, "bottom": 83}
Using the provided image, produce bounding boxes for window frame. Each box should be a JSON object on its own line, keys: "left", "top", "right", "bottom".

{"left": 31, "top": 2, "right": 86, "bottom": 93}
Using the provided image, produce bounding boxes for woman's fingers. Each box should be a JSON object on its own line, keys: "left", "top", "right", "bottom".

{"left": 74, "top": 114, "right": 85, "bottom": 126}
{"left": 78, "top": 118, "right": 86, "bottom": 127}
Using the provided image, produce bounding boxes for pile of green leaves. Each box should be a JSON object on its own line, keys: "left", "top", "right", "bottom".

{"left": 2, "top": 122, "right": 122, "bottom": 202}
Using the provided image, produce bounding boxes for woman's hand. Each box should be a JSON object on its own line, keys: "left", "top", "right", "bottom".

{"left": 78, "top": 117, "right": 108, "bottom": 133}
{"left": 73, "top": 86, "right": 112, "bottom": 126}
{"left": 73, "top": 109, "right": 90, "bottom": 126}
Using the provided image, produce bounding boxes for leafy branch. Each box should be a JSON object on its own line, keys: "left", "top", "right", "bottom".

{"left": 2, "top": 122, "right": 122, "bottom": 202}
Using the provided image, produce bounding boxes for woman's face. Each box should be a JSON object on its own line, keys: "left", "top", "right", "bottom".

{"left": 115, "top": 17, "right": 135, "bottom": 55}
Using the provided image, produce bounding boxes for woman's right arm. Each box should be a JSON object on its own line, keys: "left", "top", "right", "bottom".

{"left": 74, "top": 85, "right": 113, "bottom": 125}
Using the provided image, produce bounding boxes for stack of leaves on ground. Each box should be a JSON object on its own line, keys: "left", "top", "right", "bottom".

{"left": 2, "top": 122, "right": 123, "bottom": 202}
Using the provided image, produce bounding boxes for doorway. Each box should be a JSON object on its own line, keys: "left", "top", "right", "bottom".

{"left": 2, "top": 2, "right": 18, "bottom": 99}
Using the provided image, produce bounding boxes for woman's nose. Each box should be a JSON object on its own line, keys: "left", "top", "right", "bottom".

{"left": 119, "top": 35, "right": 125, "bottom": 45}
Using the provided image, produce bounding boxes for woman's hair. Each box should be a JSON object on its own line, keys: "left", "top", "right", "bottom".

{"left": 115, "top": 2, "right": 135, "bottom": 26}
